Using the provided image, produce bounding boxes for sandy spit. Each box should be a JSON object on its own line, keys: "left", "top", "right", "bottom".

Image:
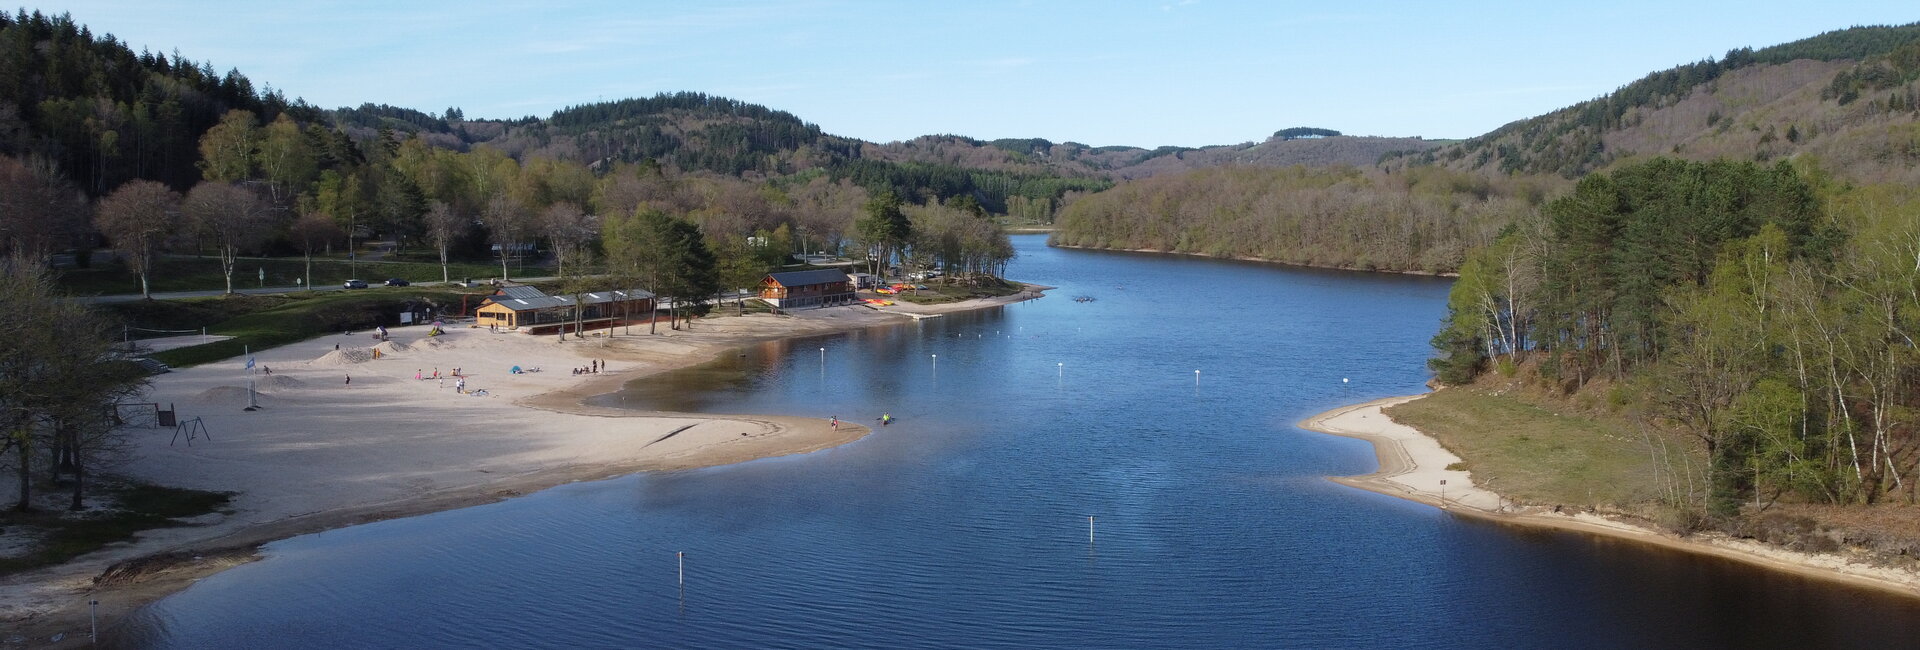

{"left": 0, "top": 286, "right": 1048, "bottom": 646}
{"left": 1299, "top": 395, "right": 1920, "bottom": 600}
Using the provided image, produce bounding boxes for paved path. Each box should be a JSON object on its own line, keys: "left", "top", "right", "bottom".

{"left": 78, "top": 277, "right": 562, "bottom": 304}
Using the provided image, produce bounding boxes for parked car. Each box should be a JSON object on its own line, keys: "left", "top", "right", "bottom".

{"left": 384, "top": 278, "right": 410, "bottom": 287}
{"left": 343, "top": 279, "right": 368, "bottom": 289}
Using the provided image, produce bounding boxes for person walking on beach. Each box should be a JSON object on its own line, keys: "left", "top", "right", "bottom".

{"left": 433, "top": 368, "right": 439, "bottom": 379}
{"left": 880, "top": 413, "right": 892, "bottom": 426}
{"left": 345, "top": 374, "right": 351, "bottom": 385}
{"left": 830, "top": 416, "right": 839, "bottom": 430}
{"left": 416, "top": 369, "right": 422, "bottom": 380}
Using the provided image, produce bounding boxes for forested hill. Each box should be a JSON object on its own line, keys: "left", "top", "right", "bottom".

{"left": 860, "top": 134, "right": 1443, "bottom": 180}
{"left": 321, "top": 94, "right": 1439, "bottom": 216}
{"left": 0, "top": 10, "right": 321, "bottom": 195}
{"left": 1388, "top": 22, "right": 1920, "bottom": 183}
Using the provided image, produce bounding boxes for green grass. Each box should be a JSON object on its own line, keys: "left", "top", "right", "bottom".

{"left": 0, "top": 482, "right": 232, "bottom": 576}
{"left": 58, "top": 255, "right": 509, "bottom": 296}
{"left": 889, "top": 277, "right": 1026, "bottom": 305}
{"left": 1385, "top": 388, "right": 1694, "bottom": 509}
{"left": 101, "top": 288, "right": 483, "bottom": 368}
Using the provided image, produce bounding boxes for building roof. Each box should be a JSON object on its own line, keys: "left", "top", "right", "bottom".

{"left": 766, "top": 269, "right": 854, "bottom": 287}
{"left": 481, "top": 288, "right": 655, "bottom": 312}
{"left": 498, "top": 285, "right": 546, "bottom": 300}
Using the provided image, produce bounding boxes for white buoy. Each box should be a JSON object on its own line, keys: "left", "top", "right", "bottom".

{"left": 1194, "top": 369, "right": 1201, "bottom": 385}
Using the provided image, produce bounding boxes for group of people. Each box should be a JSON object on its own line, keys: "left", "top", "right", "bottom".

{"left": 572, "top": 360, "right": 606, "bottom": 376}
{"left": 826, "top": 414, "right": 891, "bottom": 429}
{"left": 414, "top": 367, "right": 461, "bottom": 380}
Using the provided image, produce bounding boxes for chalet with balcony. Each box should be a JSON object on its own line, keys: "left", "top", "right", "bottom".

{"left": 760, "top": 270, "right": 857, "bottom": 309}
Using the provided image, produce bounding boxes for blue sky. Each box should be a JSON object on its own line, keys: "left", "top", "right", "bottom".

{"left": 32, "top": 1, "right": 1920, "bottom": 147}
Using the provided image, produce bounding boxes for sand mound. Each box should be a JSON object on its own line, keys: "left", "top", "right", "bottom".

{"left": 257, "top": 375, "right": 309, "bottom": 393}
{"left": 309, "top": 348, "right": 375, "bottom": 366}
{"left": 189, "top": 385, "right": 274, "bottom": 407}
{"left": 374, "top": 340, "right": 411, "bottom": 354}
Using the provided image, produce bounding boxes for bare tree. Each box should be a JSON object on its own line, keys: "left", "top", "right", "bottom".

{"left": 540, "top": 202, "right": 596, "bottom": 278}
{"left": 183, "top": 182, "right": 273, "bottom": 294}
{"left": 0, "top": 257, "right": 145, "bottom": 511}
{"left": 423, "top": 201, "right": 469, "bottom": 284}
{"left": 92, "top": 180, "right": 181, "bottom": 300}
{"left": 483, "top": 194, "right": 529, "bottom": 282}
{"left": 290, "top": 212, "right": 344, "bottom": 291}
{"left": 0, "top": 155, "right": 88, "bottom": 265}
{"left": 44, "top": 308, "right": 146, "bottom": 510}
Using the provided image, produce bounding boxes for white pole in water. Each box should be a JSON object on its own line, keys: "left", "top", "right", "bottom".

{"left": 678, "top": 551, "right": 684, "bottom": 586}
{"left": 89, "top": 599, "right": 98, "bottom": 642}
{"left": 1439, "top": 479, "right": 1447, "bottom": 509}
{"left": 820, "top": 347, "right": 825, "bottom": 365}
{"left": 931, "top": 354, "right": 937, "bottom": 372}
{"left": 1088, "top": 516, "right": 1095, "bottom": 544}
{"left": 1058, "top": 362, "right": 1063, "bottom": 379}
{"left": 1194, "top": 369, "right": 1201, "bottom": 385}
{"left": 246, "top": 345, "right": 258, "bottom": 409}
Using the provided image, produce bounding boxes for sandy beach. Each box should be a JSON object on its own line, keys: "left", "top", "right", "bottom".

{"left": 1300, "top": 395, "right": 1920, "bottom": 600}
{"left": 0, "top": 287, "right": 1047, "bottom": 644}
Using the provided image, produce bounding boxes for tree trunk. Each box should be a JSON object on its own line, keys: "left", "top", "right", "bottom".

{"left": 222, "top": 245, "right": 236, "bottom": 295}
{"left": 440, "top": 245, "right": 450, "bottom": 284}
{"left": 69, "top": 448, "right": 84, "bottom": 511}
{"left": 13, "top": 432, "right": 31, "bottom": 512}
{"left": 140, "top": 271, "right": 151, "bottom": 300}
{"left": 305, "top": 252, "right": 314, "bottom": 291}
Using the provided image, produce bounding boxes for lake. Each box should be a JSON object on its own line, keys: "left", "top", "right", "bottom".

{"left": 114, "top": 235, "right": 1920, "bottom": 648}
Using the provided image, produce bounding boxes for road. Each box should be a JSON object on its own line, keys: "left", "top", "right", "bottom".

{"left": 77, "top": 278, "right": 560, "bottom": 304}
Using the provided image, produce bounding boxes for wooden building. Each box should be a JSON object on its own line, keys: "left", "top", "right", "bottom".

{"left": 760, "top": 270, "right": 856, "bottom": 309}
{"left": 475, "top": 285, "right": 656, "bottom": 334}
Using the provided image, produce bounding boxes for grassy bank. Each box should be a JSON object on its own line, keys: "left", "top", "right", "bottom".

{"left": 102, "top": 289, "right": 481, "bottom": 368}
{"left": 59, "top": 256, "right": 509, "bottom": 296}
{"left": 889, "top": 277, "right": 1027, "bottom": 305}
{"left": 1384, "top": 388, "right": 1691, "bottom": 510}
{"left": 0, "top": 482, "right": 231, "bottom": 576}
{"left": 1386, "top": 385, "right": 1920, "bottom": 564}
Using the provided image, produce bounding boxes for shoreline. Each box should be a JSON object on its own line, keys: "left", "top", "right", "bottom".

{"left": 1299, "top": 394, "right": 1920, "bottom": 601}
{"left": 2, "top": 284, "right": 1051, "bottom": 645}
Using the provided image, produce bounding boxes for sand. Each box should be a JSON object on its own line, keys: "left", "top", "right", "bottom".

{"left": 0, "top": 286, "right": 1049, "bottom": 644}
{"left": 1299, "top": 395, "right": 1920, "bottom": 599}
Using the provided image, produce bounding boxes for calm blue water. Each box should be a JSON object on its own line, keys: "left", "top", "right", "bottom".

{"left": 115, "top": 236, "right": 1920, "bottom": 648}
